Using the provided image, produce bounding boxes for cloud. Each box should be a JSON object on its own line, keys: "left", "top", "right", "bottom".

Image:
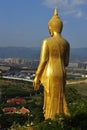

{"left": 63, "top": 20, "right": 68, "bottom": 25}
{"left": 43, "top": 0, "right": 87, "bottom": 9}
{"left": 75, "top": 11, "right": 84, "bottom": 18}
{"left": 43, "top": 0, "right": 58, "bottom": 8}
{"left": 85, "top": 17, "right": 87, "bottom": 20}
{"left": 62, "top": 10, "right": 77, "bottom": 16}
{"left": 72, "top": 0, "right": 86, "bottom": 6}
{"left": 43, "top": 0, "right": 87, "bottom": 18}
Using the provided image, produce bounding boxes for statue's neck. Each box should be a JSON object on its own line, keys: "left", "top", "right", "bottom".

{"left": 53, "top": 32, "right": 61, "bottom": 37}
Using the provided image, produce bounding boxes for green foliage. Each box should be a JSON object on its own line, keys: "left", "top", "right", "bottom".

{"left": 65, "top": 85, "right": 87, "bottom": 116}
{"left": 36, "top": 113, "right": 87, "bottom": 130}
{"left": 0, "top": 113, "right": 28, "bottom": 129}
{"left": 0, "top": 107, "right": 4, "bottom": 114}
{"left": 66, "top": 86, "right": 81, "bottom": 103}
{"left": 0, "top": 79, "right": 34, "bottom": 99}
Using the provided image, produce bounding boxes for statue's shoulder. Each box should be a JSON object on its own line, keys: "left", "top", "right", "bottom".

{"left": 42, "top": 37, "right": 51, "bottom": 44}
{"left": 62, "top": 37, "right": 70, "bottom": 47}
{"left": 65, "top": 40, "right": 70, "bottom": 48}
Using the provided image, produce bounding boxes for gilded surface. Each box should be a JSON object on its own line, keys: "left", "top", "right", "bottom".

{"left": 33, "top": 8, "right": 70, "bottom": 120}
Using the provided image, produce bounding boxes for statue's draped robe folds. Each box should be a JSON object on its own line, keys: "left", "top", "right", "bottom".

{"left": 36, "top": 36, "right": 70, "bottom": 119}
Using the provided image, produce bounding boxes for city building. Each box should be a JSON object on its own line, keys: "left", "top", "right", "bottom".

{"left": 78, "top": 62, "right": 87, "bottom": 69}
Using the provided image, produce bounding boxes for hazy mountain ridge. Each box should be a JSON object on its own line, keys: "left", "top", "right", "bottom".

{"left": 0, "top": 47, "right": 40, "bottom": 60}
{"left": 0, "top": 47, "right": 87, "bottom": 61}
{"left": 70, "top": 48, "right": 87, "bottom": 61}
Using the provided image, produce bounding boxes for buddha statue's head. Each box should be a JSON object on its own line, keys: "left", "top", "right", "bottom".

{"left": 48, "top": 8, "right": 63, "bottom": 36}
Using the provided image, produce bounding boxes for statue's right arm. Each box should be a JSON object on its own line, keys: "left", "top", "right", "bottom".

{"left": 35, "top": 40, "right": 49, "bottom": 80}
{"left": 64, "top": 42, "right": 70, "bottom": 67}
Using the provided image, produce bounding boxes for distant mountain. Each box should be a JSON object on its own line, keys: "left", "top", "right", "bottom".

{"left": 0, "top": 47, "right": 87, "bottom": 61}
{"left": 0, "top": 47, "right": 40, "bottom": 60}
{"left": 70, "top": 48, "right": 87, "bottom": 61}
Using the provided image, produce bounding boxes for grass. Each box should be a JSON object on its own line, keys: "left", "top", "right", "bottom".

{"left": 67, "top": 83, "right": 87, "bottom": 98}
{"left": 74, "top": 83, "right": 87, "bottom": 97}
{"left": 0, "top": 78, "right": 87, "bottom": 98}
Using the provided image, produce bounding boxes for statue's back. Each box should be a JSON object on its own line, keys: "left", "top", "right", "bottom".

{"left": 33, "top": 8, "right": 70, "bottom": 119}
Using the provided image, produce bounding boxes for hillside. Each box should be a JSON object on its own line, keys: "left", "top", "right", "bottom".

{"left": 0, "top": 78, "right": 87, "bottom": 129}
{"left": 0, "top": 47, "right": 87, "bottom": 61}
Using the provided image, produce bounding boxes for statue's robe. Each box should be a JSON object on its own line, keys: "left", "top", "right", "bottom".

{"left": 36, "top": 35, "right": 70, "bottom": 119}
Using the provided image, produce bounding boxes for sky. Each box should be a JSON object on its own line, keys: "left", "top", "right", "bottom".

{"left": 0, "top": 0, "right": 87, "bottom": 48}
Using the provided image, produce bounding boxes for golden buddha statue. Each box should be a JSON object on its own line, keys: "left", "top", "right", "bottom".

{"left": 33, "top": 8, "right": 70, "bottom": 120}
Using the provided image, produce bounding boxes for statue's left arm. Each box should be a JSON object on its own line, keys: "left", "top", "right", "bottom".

{"left": 33, "top": 40, "right": 49, "bottom": 90}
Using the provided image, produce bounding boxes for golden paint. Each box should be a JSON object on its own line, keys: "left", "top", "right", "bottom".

{"left": 33, "top": 8, "right": 70, "bottom": 119}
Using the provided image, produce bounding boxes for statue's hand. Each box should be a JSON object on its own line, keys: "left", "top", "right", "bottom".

{"left": 33, "top": 77, "right": 40, "bottom": 91}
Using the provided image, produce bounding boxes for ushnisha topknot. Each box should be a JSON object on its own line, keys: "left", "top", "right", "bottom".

{"left": 48, "top": 8, "right": 63, "bottom": 33}
{"left": 54, "top": 8, "right": 58, "bottom": 16}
